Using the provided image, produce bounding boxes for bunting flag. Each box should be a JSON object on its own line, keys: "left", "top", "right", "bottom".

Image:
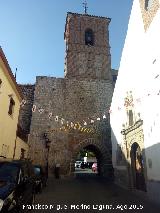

{"left": 71, "top": 122, "right": 74, "bottom": 128}
{"left": 55, "top": 116, "right": 59, "bottom": 121}
{"left": 61, "top": 118, "right": 64, "bottom": 124}
{"left": 38, "top": 108, "right": 44, "bottom": 114}
{"left": 81, "top": 128, "right": 84, "bottom": 132}
{"left": 32, "top": 105, "right": 36, "bottom": 112}
{"left": 84, "top": 121, "right": 87, "bottom": 126}
{"left": 48, "top": 112, "right": 52, "bottom": 119}
{"left": 78, "top": 123, "right": 81, "bottom": 130}
{"left": 103, "top": 115, "right": 106, "bottom": 119}
{"left": 47, "top": 125, "right": 97, "bottom": 134}
{"left": 20, "top": 99, "right": 26, "bottom": 107}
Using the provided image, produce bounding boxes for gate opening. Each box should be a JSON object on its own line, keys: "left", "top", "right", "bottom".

{"left": 74, "top": 144, "right": 103, "bottom": 176}
{"left": 130, "top": 142, "right": 146, "bottom": 191}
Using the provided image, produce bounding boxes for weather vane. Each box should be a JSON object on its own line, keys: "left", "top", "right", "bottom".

{"left": 83, "top": 0, "right": 88, "bottom": 14}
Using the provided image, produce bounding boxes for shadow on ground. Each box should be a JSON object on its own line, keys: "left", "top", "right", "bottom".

{"left": 31, "top": 174, "right": 160, "bottom": 213}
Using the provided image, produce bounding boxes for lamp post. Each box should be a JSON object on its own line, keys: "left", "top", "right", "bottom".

{"left": 44, "top": 133, "right": 51, "bottom": 178}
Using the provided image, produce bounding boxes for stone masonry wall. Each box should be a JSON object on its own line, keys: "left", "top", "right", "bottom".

{"left": 28, "top": 76, "right": 113, "bottom": 175}
{"left": 18, "top": 84, "right": 35, "bottom": 134}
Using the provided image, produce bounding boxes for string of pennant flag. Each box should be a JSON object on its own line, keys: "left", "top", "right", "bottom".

{"left": 20, "top": 99, "right": 110, "bottom": 135}
{"left": 20, "top": 88, "right": 160, "bottom": 121}
{"left": 20, "top": 99, "right": 110, "bottom": 115}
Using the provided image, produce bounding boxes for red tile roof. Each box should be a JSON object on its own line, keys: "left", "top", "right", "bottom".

{"left": 67, "top": 12, "right": 111, "bottom": 21}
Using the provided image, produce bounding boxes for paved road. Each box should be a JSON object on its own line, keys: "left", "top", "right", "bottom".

{"left": 30, "top": 172, "right": 160, "bottom": 213}
{"left": 74, "top": 168, "right": 98, "bottom": 174}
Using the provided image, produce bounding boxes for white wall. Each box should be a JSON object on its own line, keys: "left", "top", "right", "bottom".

{"left": 111, "top": 0, "right": 160, "bottom": 180}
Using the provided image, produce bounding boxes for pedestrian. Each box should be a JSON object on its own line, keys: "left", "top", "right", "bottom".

{"left": 54, "top": 163, "right": 60, "bottom": 179}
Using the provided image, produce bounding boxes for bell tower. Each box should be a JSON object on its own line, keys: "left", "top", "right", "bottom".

{"left": 64, "top": 12, "right": 112, "bottom": 80}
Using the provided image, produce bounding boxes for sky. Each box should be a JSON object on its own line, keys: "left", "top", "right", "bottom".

{"left": 0, "top": 0, "right": 133, "bottom": 84}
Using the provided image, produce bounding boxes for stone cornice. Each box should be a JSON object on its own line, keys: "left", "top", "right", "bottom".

{"left": 121, "top": 119, "right": 143, "bottom": 135}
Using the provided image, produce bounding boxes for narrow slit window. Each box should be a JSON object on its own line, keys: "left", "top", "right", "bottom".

{"left": 129, "top": 110, "right": 133, "bottom": 126}
{"left": 8, "top": 97, "right": 15, "bottom": 116}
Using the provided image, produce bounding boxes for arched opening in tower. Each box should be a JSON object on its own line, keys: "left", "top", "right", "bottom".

{"left": 74, "top": 144, "right": 103, "bottom": 176}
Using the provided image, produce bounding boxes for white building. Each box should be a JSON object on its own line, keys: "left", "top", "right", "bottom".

{"left": 111, "top": 0, "right": 160, "bottom": 204}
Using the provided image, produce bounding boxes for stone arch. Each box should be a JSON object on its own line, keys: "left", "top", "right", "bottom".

{"left": 121, "top": 116, "right": 148, "bottom": 190}
{"left": 70, "top": 137, "right": 113, "bottom": 179}
{"left": 129, "top": 137, "right": 144, "bottom": 151}
{"left": 130, "top": 142, "right": 147, "bottom": 191}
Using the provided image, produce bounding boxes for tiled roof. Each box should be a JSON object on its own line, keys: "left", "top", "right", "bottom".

{"left": 67, "top": 12, "right": 111, "bottom": 21}
{"left": 0, "top": 47, "right": 23, "bottom": 99}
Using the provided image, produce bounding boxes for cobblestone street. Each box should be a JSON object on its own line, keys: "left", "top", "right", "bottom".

{"left": 32, "top": 172, "right": 160, "bottom": 213}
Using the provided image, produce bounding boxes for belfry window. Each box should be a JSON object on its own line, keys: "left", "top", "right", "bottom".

{"left": 85, "top": 29, "right": 94, "bottom": 46}
{"left": 145, "top": 0, "right": 154, "bottom": 10}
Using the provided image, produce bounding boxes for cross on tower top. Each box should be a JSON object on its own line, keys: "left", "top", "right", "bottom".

{"left": 83, "top": 0, "right": 88, "bottom": 14}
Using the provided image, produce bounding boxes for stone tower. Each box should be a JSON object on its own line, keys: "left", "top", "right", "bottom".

{"left": 27, "top": 11, "right": 114, "bottom": 178}
{"left": 64, "top": 12, "right": 112, "bottom": 80}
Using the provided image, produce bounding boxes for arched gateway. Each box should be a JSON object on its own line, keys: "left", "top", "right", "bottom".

{"left": 70, "top": 138, "right": 113, "bottom": 178}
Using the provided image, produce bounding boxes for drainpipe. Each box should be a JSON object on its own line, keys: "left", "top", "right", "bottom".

{"left": 13, "top": 125, "right": 18, "bottom": 159}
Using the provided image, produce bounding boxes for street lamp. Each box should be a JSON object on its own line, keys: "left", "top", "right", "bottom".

{"left": 43, "top": 133, "right": 51, "bottom": 178}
